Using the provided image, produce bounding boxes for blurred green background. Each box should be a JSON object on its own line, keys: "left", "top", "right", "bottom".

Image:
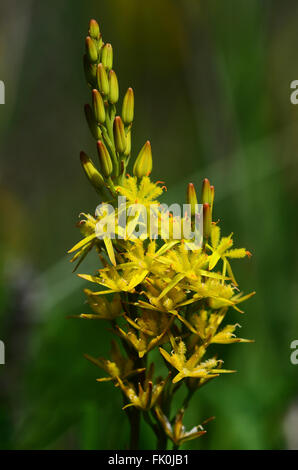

{"left": 0, "top": 0, "right": 298, "bottom": 450}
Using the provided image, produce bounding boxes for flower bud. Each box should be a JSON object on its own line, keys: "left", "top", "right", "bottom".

{"left": 124, "top": 128, "right": 131, "bottom": 156}
{"left": 210, "top": 185, "right": 215, "bottom": 213}
{"left": 133, "top": 141, "right": 152, "bottom": 178}
{"left": 84, "top": 104, "right": 102, "bottom": 140}
{"left": 210, "top": 185, "right": 214, "bottom": 203}
{"left": 85, "top": 36, "right": 98, "bottom": 63}
{"left": 203, "top": 203, "right": 211, "bottom": 240}
{"left": 113, "top": 116, "right": 126, "bottom": 154}
{"left": 97, "top": 63, "right": 109, "bottom": 96}
{"left": 92, "top": 89, "right": 106, "bottom": 124}
{"left": 83, "top": 54, "right": 97, "bottom": 86}
{"left": 97, "top": 140, "right": 113, "bottom": 177}
{"left": 122, "top": 88, "right": 134, "bottom": 124}
{"left": 187, "top": 183, "right": 198, "bottom": 217}
{"left": 201, "top": 178, "right": 211, "bottom": 205}
{"left": 101, "top": 43, "right": 113, "bottom": 70}
{"left": 109, "top": 70, "right": 119, "bottom": 104}
{"left": 80, "top": 151, "right": 104, "bottom": 192}
{"left": 89, "top": 19, "right": 100, "bottom": 39}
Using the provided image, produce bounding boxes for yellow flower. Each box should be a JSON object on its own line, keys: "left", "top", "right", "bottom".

{"left": 68, "top": 213, "right": 98, "bottom": 269}
{"left": 207, "top": 224, "right": 251, "bottom": 285}
{"left": 116, "top": 176, "right": 164, "bottom": 207}
{"left": 155, "top": 407, "right": 214, "bottom": 446}
{"left": 138, "top": 277, "right": 187, "bottom": 312}
{"left": 117, "top": 364, "right": 166, "bottom": 410}
{"left": 186, "top": 277, "right": 255, "bottom": 313}
{"left": 85, "top": 340, "right": 145, "bottom": 382}
{"left": 133, "top": 277, "right": 199, "bottom": 332}
{"left": 114, "top": 239, "right": 176, "bottom": 283}
{"left": 115, "top": 310, "right": 173, "bottom": 358}
{"left": 78, "top": 265, "right": 145, "bottom": 294}
{"left": 159, "top": 338, "right": 234, "bottom": 383}
{"left": 189, "top": 308, "right": 253, "bottom": 345}
{"left": 80, "top": 290, "right": 123, "bottom": 320}
{"left": 156, "top": 244, "right": 226, "bottom": 299}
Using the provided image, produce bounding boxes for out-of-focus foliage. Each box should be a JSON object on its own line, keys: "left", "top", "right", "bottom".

{"left": 0, "top": 0, "right": 298, "bottom": 449}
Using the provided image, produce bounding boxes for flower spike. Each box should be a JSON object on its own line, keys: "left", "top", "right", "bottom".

{"left": 69, "top": 18, "right": 255, "bottom": 451}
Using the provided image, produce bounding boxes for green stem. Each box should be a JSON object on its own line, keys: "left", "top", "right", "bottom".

{"left": 182, "top": 388, "right": 195, "bottom": 411}
{"left": 143, "top": 411, "right": 159, "bottom": 436}
{"left": 129, "top": 408, "right": 141, "bottom": 450}
{"left": 156, "top": 432, "right": 168, "bottom": 450}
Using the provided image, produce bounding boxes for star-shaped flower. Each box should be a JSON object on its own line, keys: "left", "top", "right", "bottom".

{"left": 159, "top": 338, "right": 234, "bottom": 383}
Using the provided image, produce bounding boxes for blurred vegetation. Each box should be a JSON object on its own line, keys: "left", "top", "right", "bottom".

{"left": 0, "top": 0, "right": 298, "bottom": 449}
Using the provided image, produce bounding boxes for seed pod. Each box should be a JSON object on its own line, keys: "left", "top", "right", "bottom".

{"left": 133, "top": 141, "right": 152, "bottom": 178}
{"left": 92, "top": 89, "right": 106, "bottom": 124}
{"left": 84, "top": 104, "right": 102, "bottom": 140}
{"left": 97, "top": 140, "right": 113, "bottom": 177}
{"left": 89, "top": 19, "right": 100, "bottom": 39}
{"left": 85, "top": 36, "right": 98, "bottom": 63}
{"left": 101, "top": 43, "right": 113, "bottom": 70}
{"left": 201, "top": 178, "right": 211, "bottom": 205}
{"left": 97, "top": 63, "right": 109, "bottom": 96}
{"left": 109, "top": 70, "right": 119, "bottom": 104}
{"left": 80, "top": 151, "right": 104, "bottom": 192}
{"left": 203, "top": 203, "right": 211, "bottom": 240}
{"left": 113, "top": 116, "right": 127, "bottom": 154}
{"left": 122, "top": 88, "right": 134, "bottom": 124}
{"left": 187, "top": 183, "right": 198, "bottom": 217}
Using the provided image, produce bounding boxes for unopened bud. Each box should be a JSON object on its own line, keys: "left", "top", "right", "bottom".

{"left": 92, "top": 89, "right": 106, "bottom": 124}
{"left": 97, "top": 63, "right": 109, "bottom": 96}
{"left": 124, "top": 129, "right": 131, "bottom": 156}
{"left": 102, "top": 43, "right": 113, "bottom": 70}
{"left": 84, "top": 104, "right": 102, "bottom": 140}
{"left": 97, "top": 140, "right": 113, "bottom": 177}
{"left": 89, "top": 19, "right": 100, "bottom": 40}
{"left": 210, "top": 185, "right": 215, "bottom": 212}
{"left": 122, "top": 88, "right": 134, "bottom": 124}
{"left": 109, "top": 70, "right": 119, "bottom": 104}
{"left": 187, "top": 183, "right": 198, "bottom": 217}
{"left": 203, "top": 203, "right": 211, "bottom": 240}
{"left": 83, "top": 55, "right": 97, "bottom": 86}
{"left": 85, "top": 36, "right": 98, "bottom": 63}
{"left": 201, "top": 178, "right": 211, "bottom": 205}
{"left": 133, "top": 141, "right": 152, "bottom": 178}
{"left": 113, "top": 116, "right": 126, "bottom": 154}
{"left": 80, "top": 151, "right": 104, "bottom": 192}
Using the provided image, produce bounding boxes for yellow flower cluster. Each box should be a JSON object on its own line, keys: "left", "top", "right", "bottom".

{"left": 69, "top": 19, "right": 255, "bottom": 450}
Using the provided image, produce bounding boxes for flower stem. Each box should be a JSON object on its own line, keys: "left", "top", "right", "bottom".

{"left": 128, "top": 407, "right": 141, "bottom": 450}
{"left": 156, "top": 432, "right": 168, "bottom": 450}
